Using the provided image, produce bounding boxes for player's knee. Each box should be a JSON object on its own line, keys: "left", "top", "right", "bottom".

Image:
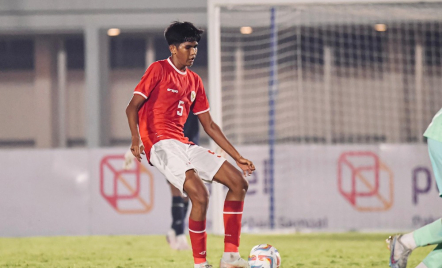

{"left": 190, "top": 190, "right": 209, "bottom": 210}
{"left": 184, "top": 172, "right": 209, "bottom": 209}
{"left": 240, "top": 176, "right": 249, "bottom": 193}
{"left": 231, "top": 172, "right": 248, "bottom": 194}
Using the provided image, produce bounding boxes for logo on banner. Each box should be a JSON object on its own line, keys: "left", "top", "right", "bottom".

{"left": 100, "top": 155, "right": 154, "bottom": 214}
{"left": 338, "top": 151, "right": 394, "bottom": 212}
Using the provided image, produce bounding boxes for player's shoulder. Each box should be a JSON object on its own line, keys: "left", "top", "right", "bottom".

{"left": 187, "top": 68, "right": 203, "bottom": 82}
{"left": 187, "top": 68, "right": 199, "bottom": 76}
{"left": 148, "top": 59, "right": 167, "bottom": 70}
{"left": 141, "top": 60, "right": 166, "bottom": 80}
{"left": 142, "top": 60, "right": 164, "bottom": 77}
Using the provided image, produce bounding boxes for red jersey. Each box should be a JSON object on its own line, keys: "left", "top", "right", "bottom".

{"left": 134, "top": 58, "right": 210, "bottom": 161}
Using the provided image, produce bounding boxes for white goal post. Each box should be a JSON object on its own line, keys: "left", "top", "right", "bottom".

{"left": 207, "top": 0, "right": 442, "bottom": 235}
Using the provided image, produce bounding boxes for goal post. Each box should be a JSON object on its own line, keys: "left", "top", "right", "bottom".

{"left": 207, "top": 0, "right": 442, "bottom": 234}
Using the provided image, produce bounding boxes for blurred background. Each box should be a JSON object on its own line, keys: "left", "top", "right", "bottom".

{"left": 0, "top": 0, "right": 208, "bottom": 148}
{"left": 0, "top": 0, "right": 441, "bottom": 237}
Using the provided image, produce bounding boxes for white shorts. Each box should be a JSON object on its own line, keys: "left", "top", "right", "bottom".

{"left": 149, "top": 139, "right": 226, "bottom": 195}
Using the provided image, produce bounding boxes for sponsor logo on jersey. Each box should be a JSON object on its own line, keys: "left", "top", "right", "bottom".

{"left": 191, "top": 91, "right": 196, "bottom": 102}
{"left": 167, "top": 88, "right": 178, "bottom": 93}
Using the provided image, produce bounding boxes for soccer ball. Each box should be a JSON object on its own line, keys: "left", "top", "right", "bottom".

{"left": 248, "top": 244, "right": 281, "bottom": 268}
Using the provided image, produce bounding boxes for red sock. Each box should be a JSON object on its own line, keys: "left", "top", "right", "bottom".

{"left": 223, "top": 200, "right": 244, "bottom": 252}
{"left": 189, "top": 218, "right": 207, "bottom": 264}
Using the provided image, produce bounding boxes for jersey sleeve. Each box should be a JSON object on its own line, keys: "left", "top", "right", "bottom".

{"left": 192, "top": 76, "right": 210, "bottom": 115}
{"left": 133, "top": 62, "right": 163, "bottom": 99}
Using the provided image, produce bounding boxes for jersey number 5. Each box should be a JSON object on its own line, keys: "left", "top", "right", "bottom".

{"left": 177, "top": 100, "right": 184, "bottom": 116}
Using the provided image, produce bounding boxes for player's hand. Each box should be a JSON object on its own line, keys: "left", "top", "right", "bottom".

{"left": 236, "top": 156, "right": 255, "bottom": 177}
{"left": 130, "top": 136, "right": 145, "bottom": 162}
{"left": 123, "top": 149, "right": 136, "bottom": 170}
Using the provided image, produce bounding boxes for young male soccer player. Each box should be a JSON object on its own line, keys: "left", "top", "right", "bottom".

{"left": 165, "top": 112, "right": 199, "bottom": 250}
{"left": 126, "top": 21, "right": 254, "bottom": 268}
{"left": 388, "top": 108, "right": 442, "bottom": 268}
{"left": 123, "top": 112, "right": 199, "bottom": 251}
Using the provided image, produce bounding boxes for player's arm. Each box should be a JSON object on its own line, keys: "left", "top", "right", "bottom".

{"left": 198, "top": 111, "right": 255, "bottom": 176}
{"left": 125, "top": 94, "right": 147, "bottom": 162}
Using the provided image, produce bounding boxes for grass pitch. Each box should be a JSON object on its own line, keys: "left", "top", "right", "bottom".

{"left": 0, "top": 233, "right": 435, "bottom": 267}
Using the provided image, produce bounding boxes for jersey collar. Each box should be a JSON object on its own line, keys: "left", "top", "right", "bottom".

{"left": 167, "top": 57, "right": 187, "bottom": 75}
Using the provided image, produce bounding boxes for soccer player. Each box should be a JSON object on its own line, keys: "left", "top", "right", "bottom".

{"left": 165, "top": 112, "right": 199, "bottom": 250}
{"left": 126, "top": 21, "right": 254, "bottom": 268}
{"left": 123, "top": 112, "right": 199, "bottom": 251}
{"left": 388, "top": 109, "right": 442, "bottom": 268}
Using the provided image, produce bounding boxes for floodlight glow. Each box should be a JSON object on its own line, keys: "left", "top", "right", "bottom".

{"left": 107, "top": 28, "right": 121, "bottom": 37}
{"left": 374, "top": 24, "right": 387, "bottom": 32}
{"left": 240, "top": 26, "right": 253, "bottom": 35}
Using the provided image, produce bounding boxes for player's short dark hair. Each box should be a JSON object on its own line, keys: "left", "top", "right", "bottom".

{"left": 164, "top": 21, "right": 204, "bottom": 46}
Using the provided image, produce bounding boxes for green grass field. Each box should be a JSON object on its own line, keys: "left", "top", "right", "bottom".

{"left": 0, "top": 233, "right": 435, "bottom": 267}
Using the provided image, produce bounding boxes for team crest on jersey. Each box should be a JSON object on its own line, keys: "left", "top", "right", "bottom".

{"left": 191, "top": 91, "right": 196, "bottom": 102}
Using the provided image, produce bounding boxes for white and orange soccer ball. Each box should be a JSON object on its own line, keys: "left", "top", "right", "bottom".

{"left": 248, "top": 244, "right": 281, "bottom": 268}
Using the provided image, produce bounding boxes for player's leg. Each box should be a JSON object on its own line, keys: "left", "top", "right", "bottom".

{"left": 414, "top": 218, "right": 442, "bottom": 247}
{"left": 411, "top": 139, "right": 442, "bottom": 255}
{"left": 183, "top": 169, "right": 210, "bottom": 267}
{"left": 172, "top": 186, "right": 191, "bottom": 224}
{"left": 417, "top": 243, "right": 442, "bottom": 268}
{"left": 187, "top": 145, "right": 249, "bottom": 267}
{"left": 388, "top": 219, "right": 442, "bottom": 268}
{"left": 183, "top": 195, "right": 190, "bottom": 220}
{"left": 388, "top": 138, "right": 442, "bottom": 268}
{"left": 149, "top": 140, "right": 211, "bottom": 267}
{"left": 213, "top": 162, "right": 250, "bottom": 268}
{"left": 167, "top": 182, "right": 191, "bottom": 250}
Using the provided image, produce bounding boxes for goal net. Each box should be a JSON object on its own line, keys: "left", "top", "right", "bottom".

{"left": 208, "top": 1, "right": 442, "bottom": 233}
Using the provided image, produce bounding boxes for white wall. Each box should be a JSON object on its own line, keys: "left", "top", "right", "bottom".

{"left": 0, "top": 144, "right": 439, "bottom": 237}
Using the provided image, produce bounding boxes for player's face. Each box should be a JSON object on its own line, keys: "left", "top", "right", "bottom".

{"left": 171, "top": 41, "right": 198, "bottom": 69}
